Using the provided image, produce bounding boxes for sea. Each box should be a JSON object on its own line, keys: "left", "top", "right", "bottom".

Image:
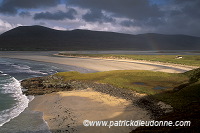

{"left": 0, "top": 50, "right": 199, "bottom": 132}
{"left": 0, "top": 57, "right": 95, "bottom": 133}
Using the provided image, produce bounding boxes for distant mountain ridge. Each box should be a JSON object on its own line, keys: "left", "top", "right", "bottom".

{"left": 0, "top": 25, "right": 200, "bottom": 51}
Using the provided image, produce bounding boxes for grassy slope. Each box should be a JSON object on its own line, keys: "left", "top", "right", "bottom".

{"left": 133, "top": 68, "right": 200, "bottom": 133}
{"left": 55, "top": 70, "right": 188, "bottom": 95}
{"left": 153, "top": 80, "right": 200, "bottom": 109}
{"left": 55, "top": 52, "right": 200, "bottom": 108}
{"left": 55, "top": 69, "right": 200, "bottom": 110}
{"left": 59, "top": 53, "right": 200, "bottom": 66}
{"left": 55, "top": 68, "right": 200, "bottom": 132}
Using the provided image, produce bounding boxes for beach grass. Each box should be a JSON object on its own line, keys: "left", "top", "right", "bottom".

{"left": 133, "top": 68, "right": 200, "bottom": 133}
{"left": 153, "top": 80, "right": 200, "bottom": 109}
{"left": 55, "top": 70, "right": 189, "bottom": 95}
{"left": 55, "top": 68, "right": 200, "bottom": 110}
{"left": 53, "top": 65, "right": 200, "bottom": 132}
{"left": 52, "top": 57, "right": 200, "bottom": 132}
{"left": 58, "top": 53, "right": 200, "bottom": 66}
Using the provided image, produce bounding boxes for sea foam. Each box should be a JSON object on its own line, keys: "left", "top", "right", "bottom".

{"left": 0, "top": 76, "right": 29, "bottom": 127}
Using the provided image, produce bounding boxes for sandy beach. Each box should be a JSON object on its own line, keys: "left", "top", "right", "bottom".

{"left": 0, "top": 52, "right": 197, "bottom": 132}
{"left": 0, "top": 52, "right": 197, "bottom": 73}
{"left": 29, "top": 88, "right": 150, "bottom": 133}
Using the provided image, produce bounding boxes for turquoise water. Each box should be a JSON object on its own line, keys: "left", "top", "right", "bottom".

{"left": 0, "top": 58, "right": 64, "bottom": 132}
{"left": 0, "top": 57, "right": 95, "bottom": 132}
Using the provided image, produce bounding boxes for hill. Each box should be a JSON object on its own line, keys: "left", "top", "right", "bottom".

{"left": 0, "top": 25, "right": 200, "bottom": 51}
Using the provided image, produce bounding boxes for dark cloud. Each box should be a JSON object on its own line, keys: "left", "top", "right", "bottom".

{"left": 169, "top": 0, "right": 200, "bottom": 17}
{"left": 38, "top": 22, "right": 46, "bottom": 25}
{"left": 0, "top": 0, "right": 61, "bottom": 15}
{"left": 116, "top": 0, "right": 200, "bottom": 36}
{"left": 179, "top": 0, "right": 200, "bottom": 18}
{"left": 157, "top": 0, "right": 200, "bottom": 36}
{"left": 19, "top": 11, "right": 31, "bottom": 17}
{"left": 120, "top": 20, "right": 134, "bottom": 27}
{"left": 82, "top": 9, "right": 115, "bottom": 23}
{"left": 120, "top": 17, "right": 165, "bottom": 27}
{"left": 68, "top": 0, "right": 163, "bottom": 20}
{"left": 34, "top": 8, "right": 77, "bottom": 20}
{"left": 0, "top": 0, "right": 200, "bottom": 36}
{"left": 66, "top": 0, "right": 200, "bottom": 36}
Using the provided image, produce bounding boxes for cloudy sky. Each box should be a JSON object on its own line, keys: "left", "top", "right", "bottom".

{"left": 0, "top": 0, "right": 199, "bottom": 36}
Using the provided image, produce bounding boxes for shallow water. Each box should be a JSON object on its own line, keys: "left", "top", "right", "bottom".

{"left": 0, "top": 57, "right": 95, "bottom": 132}
{"left": 152, "top": 86, "right": 169, "bottom": 90}
{"left": 134, "top": 82, "right": 146, "bottom": 85}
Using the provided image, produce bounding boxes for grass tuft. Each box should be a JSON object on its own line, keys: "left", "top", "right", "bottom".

{"left": 55, "top": 70, "right": 188, "bottom": 95}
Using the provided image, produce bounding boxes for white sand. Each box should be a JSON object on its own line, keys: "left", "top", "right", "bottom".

{"left": 0, "top": 53, "right": 196, "bottom": 73}
{"left": 29, "top": 88, "right": 150, "bottom": 133}
{"left": 1, "top": 52, "right": 197, "bottom": 132}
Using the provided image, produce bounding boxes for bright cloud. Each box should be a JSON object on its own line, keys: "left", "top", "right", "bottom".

{"left": 0, "top": 19, "right": 22, "bottom": 34}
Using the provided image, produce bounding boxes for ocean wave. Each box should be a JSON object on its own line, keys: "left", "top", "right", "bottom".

{"left": 0, "top": 61, "right": 13, "bottom": 65}
{"left": 0, "top": 58, "right": 65, "bottom": 129}
{"left": 11, "top": 64, "right": 31, "bottom": 70}
{"left": 0, "top": 76, "right": 30, "bottom": 127}
{"left": 11, "top": 64, "right": 48, "bottom": 75}
{"left": 1, "top": 74, "right": 8, "bottom": 76}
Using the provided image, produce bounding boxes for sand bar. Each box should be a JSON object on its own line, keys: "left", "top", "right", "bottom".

{"left": 0, "top": 52, "right": 197, "bottom": 132}
{"left": 0, "top": 53, "right": 197, "bottom": 73}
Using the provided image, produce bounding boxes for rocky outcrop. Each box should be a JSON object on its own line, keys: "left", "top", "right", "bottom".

{"left": 21, "top": 75, "right": 170, "bottom": 119}
{"left": 21, "top": 75, "right": 142, "bottom": 101}
{"left": 21, "top": 75, "right": 72, "bottom": 95}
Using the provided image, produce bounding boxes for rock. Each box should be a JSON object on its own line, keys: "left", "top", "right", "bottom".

{"left": 21, "top": 75, "right": 73, "bottom": 95}
{"left": 157, "top": 101, "right": 173, "bottom": 113}
{"left": 21, "top": 74, "right": 167, "bottom": 119}
{"left": 135, "top": 97, "right": 165, "bottom": 119}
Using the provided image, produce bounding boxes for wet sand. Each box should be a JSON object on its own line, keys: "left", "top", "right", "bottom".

{"left": 29, "top": 88, "right": 150, "bottom": 133}
{"left": 0, "top": 52, "right": 196, "bottom": 132}
{"left": 0, "top": 54, "right": 196, "bottom": 73}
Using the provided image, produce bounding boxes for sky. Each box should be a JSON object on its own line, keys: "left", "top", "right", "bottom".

{"left": 0, "top": 0, "right": 200, "bottom": 36}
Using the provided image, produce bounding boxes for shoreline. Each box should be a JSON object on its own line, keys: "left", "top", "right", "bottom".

{"left": 22, "top": 75, "right": 173, "bottom": 133}
{"left": 0, "top": 95, "right": 51, "bottom": 133}
{"left": 28, "top": 88, "right": 151, "bottom": 133}
{"left": 0, "top": 54, "right": 196, "bottom": 73}
{"left": 0, "top": 53, "right": 197, "bottom": 132}
{"left": 0, "top": 56, "right": 97, "bottom": 73}
{"left": 54, "top": 54, "right": 198, "bottom": 71}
